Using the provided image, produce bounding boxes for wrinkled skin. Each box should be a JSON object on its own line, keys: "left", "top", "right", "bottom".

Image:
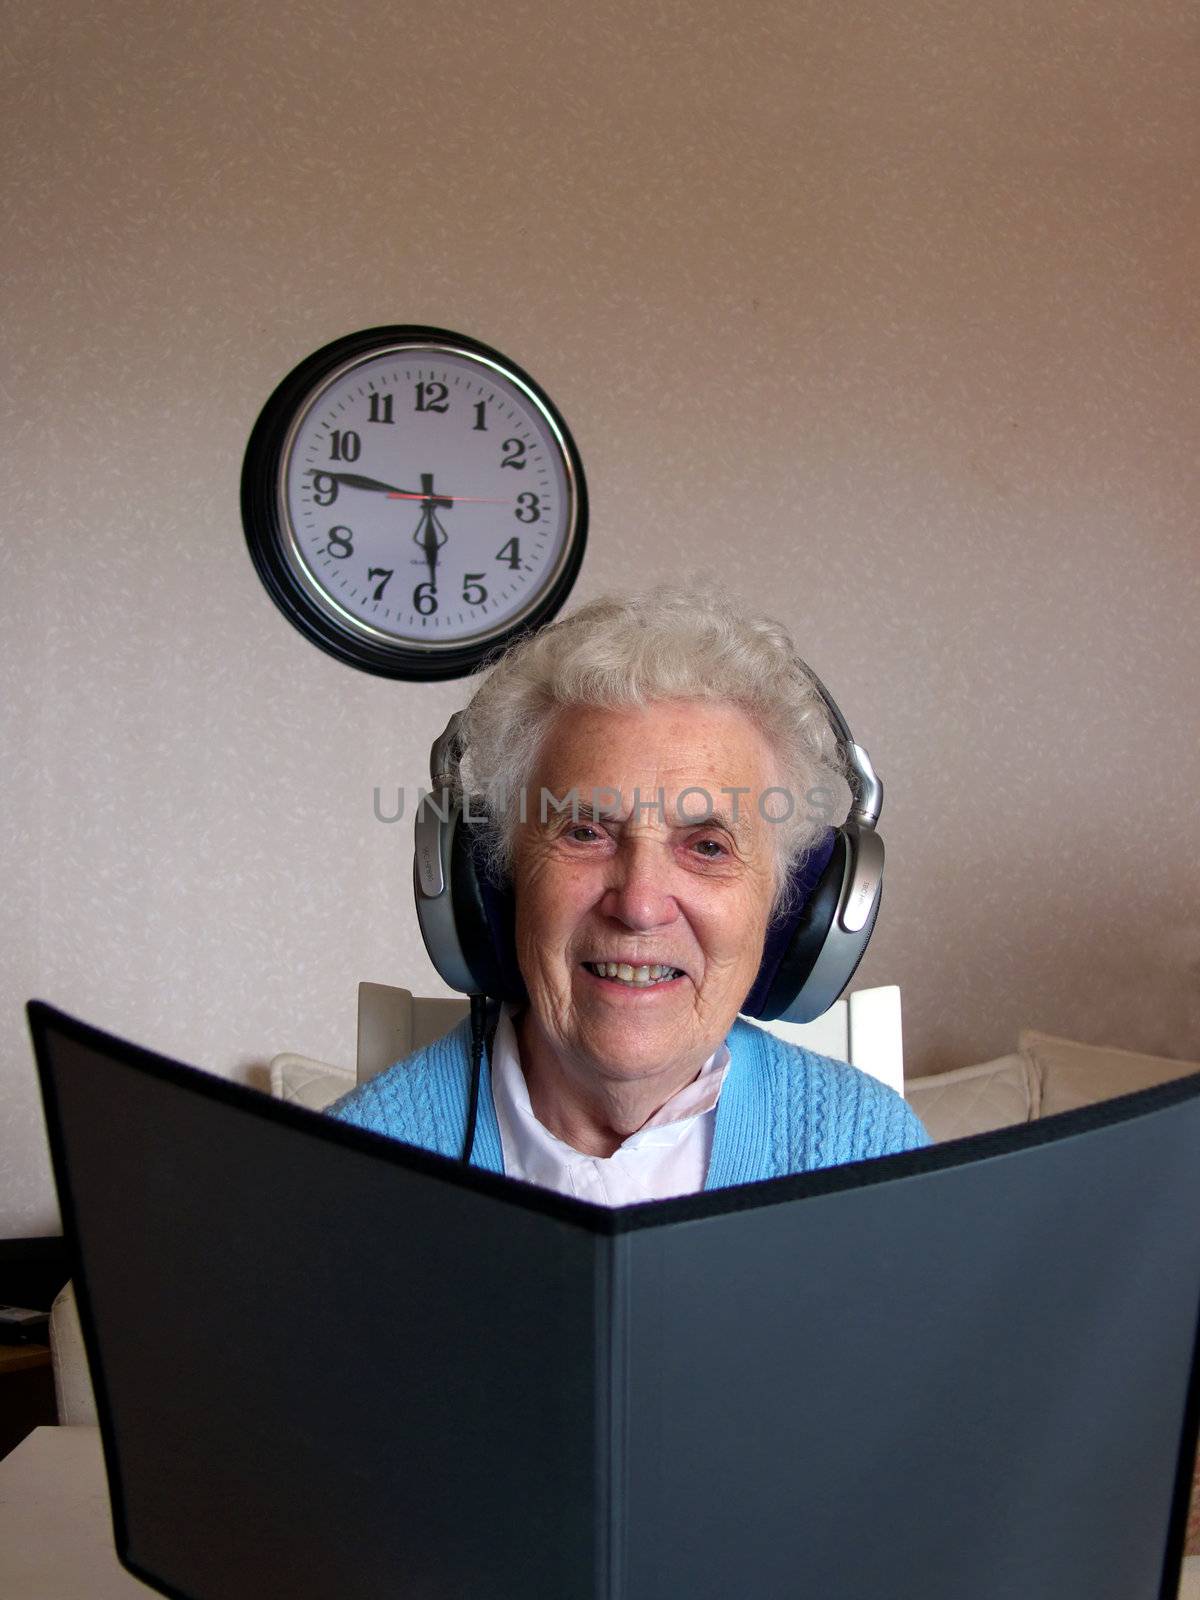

{"left": 512, "top": 700, "right": 779, "bottom": 1156}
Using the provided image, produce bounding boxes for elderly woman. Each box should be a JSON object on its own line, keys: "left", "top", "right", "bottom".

{"left": 328, "top": 589, "right": 929, "bottom": 1199}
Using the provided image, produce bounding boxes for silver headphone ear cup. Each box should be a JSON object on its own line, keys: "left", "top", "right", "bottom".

{"left": 414, "top": 802, "right": 478, "bottom": 994}
{"left": 414, "top": 800, "right": 526, "bottom": 1001}
{"left": 774, "top": 824, "right": 884, "bottom": 1023}
{"left": 838, "top": 824, "right": 884, "bottom": 936}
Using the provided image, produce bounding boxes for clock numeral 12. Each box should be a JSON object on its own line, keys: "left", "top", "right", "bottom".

{"left": 415, "top": 381, "right": 449, "bottom": 414}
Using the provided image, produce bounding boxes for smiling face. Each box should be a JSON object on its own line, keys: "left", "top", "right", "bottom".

{"left": 511, "top": 699, "right": 781, "bottom": 1102}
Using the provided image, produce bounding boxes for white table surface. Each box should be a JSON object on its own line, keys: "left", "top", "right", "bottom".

{"left": 2, "top": 1424, "right": 1199, "bottom": 1598}
{"left": 0, "top": 1426, "right": 155, "bottom": 1597}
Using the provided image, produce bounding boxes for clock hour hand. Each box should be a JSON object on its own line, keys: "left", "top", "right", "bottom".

{"left": 412, "top": 471, "right": 451, "bottom": 587}
{"left": 414, "top": 518, "right": 447, "bottom": 586}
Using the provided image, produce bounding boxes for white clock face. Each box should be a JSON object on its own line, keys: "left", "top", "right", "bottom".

{"left": 278, "top": 344, "right": 579, "bottom": 653}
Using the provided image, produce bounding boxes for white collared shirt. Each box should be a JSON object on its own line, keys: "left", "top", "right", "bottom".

{"left": 489, "top": 1006, "right": 731, "bottom": 1206}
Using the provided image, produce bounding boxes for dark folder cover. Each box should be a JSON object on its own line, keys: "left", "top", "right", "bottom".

{"left": 28, "top": 1000, "right": 1200, "bottom": 1600}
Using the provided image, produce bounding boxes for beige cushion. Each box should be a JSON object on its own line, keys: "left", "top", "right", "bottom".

{"left": 269, "top": 1052, "right": 355, "bottom": 1111}
{"left": 905, "top": 1054, "right": 1035, "bottom": 1142}
{"left": 1020, "top": 1029, "right": 1200, "bottom": 1119}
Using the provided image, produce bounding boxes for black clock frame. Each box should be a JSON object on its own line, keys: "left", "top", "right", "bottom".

{"left": 240, "top": 325, "right": 589, "bottom": 681}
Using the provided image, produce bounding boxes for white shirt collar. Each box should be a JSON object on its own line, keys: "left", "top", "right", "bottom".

{"left": 488, "top": 1005, "right": 730, "bottom": 1205}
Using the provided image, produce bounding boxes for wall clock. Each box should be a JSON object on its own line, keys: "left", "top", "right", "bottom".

{"left": 241, "top": 326, "right": 588, "bottom": 679}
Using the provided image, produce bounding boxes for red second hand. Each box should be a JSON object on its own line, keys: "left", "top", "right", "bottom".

{"left": 386, "top": 491, "right": 512, "bottom": 504}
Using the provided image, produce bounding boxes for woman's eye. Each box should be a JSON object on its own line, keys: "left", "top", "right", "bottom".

{"left": 690, "top": 837, "right": 727, "bottom": 859}
{"left": 566, "top": 824, "right": 601, "bottom": 842}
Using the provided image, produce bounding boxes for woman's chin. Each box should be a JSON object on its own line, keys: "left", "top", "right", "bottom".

{"left": 522, "top": 968, "right": 721, "bottom": 1083}
{"left": 568, "top": 993, "right": 709, "bottom": 1081}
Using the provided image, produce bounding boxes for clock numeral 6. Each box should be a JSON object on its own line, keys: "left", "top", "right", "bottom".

{"left": 325, "top": 526, "right": 354, "bottom": 559}
{"left": 329, "top": 429, "right": 360, "bottom": 462}
{"left": 415, "top": 380, "right": 449, "bottom": 414}
{"left": 462, "top": 573, "right": 488, "bottom": 607}
{"left": 311, "top": 471, "right": 338, "bottom": 507}
{"left": 413, "top": 580, "right": 438, "bottom": 615}
{"left": 515, "top": 492, "right": 541, "bottom": 523}
{"left": 500, "top": 438, "right": 527, "bottom": 470}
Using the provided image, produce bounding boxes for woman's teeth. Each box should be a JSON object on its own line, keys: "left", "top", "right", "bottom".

{"left": 585, "top": 962, "right": 681, "bottom": 985}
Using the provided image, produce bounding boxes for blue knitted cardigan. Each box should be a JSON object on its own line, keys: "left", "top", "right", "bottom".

{"left": 327, "top": 1015, "right": 930, "bottom": 1189}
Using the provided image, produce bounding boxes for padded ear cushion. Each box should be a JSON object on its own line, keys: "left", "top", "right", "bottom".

{"left": 740, "top": 829, "right": 845, "bottom": 1020}
{"left": 448, "top": 817, "right": 526, "bottom": 1002}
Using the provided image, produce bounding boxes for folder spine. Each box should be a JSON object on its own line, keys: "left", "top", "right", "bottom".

{"left": 595, "top": 1232, "right": 632, "bottom": 1600}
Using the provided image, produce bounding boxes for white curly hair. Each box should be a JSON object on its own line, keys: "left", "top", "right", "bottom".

{"left": 457, "top": 587, "right": 851, "bottom": 915}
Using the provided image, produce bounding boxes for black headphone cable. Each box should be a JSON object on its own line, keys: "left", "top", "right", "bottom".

{"left": 461, "top": 993, "right": 500, "bottom": 1165}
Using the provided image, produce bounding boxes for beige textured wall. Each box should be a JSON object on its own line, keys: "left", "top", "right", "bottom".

{"left": 2, "top": 0, "right": 1197, "bottom": 1235}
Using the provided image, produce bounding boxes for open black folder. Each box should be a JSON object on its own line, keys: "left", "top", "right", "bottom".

{"left": 28, "top": 1000, "right": 1200, "bottom": 1600}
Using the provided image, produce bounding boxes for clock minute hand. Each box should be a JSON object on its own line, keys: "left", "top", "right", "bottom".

{"left": 318, "top": 470, "right": 439, "bottom": 502}
{"left": 310, "top": 468, "right": 512, "bottom": 506}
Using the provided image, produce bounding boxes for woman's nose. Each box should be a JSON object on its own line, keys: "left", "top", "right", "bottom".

{"left": 600, "top": 839, "right": 679, "bottom": 930}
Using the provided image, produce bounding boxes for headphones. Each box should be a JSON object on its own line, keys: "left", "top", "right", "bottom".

{"left": 414, "top": 671, "right": 884, "bottom": 1027}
